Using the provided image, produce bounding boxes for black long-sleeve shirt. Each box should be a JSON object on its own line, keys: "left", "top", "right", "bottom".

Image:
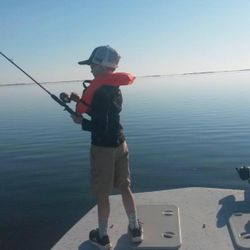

{"left": 81, "top": 85, "right": 125, "bottom": 147}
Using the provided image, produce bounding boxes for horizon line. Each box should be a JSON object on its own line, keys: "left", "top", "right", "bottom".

{"left": 1, "top": 68, "right": 250, "bottom": 87}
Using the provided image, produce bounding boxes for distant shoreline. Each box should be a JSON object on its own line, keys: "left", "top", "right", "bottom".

{"left": 141, "top": 68, "right": 250, "bottom": 78}
{"left": 1, "top": 68, "right": 250, "bottom": 87}
{"left": 0, "top": 79, "right": 84, "bottom": 87}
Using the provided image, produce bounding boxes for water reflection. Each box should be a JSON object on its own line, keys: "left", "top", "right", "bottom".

{"left": 1, "top": 72, "right": 250, "bottom": 249}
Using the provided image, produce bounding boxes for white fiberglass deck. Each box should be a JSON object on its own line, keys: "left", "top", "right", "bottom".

{"left": 52, "top": 187, "right": 250, "bottom": 250}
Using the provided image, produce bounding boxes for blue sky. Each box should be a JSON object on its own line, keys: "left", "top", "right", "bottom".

{"left": 1, "top": 0, "right": 250, "bottom": 84}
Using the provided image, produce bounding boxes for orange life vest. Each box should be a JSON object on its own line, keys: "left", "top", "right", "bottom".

{"left": 76, "top": 72, "right": 135, "bottom": 114}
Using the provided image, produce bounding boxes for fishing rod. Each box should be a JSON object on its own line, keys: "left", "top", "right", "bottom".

{"left": 0, "top": 51, "right": 77, "bottom": 116}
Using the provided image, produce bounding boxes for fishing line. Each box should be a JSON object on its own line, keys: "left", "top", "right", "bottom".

{"left": 0, "top": 51, "right": 76, "bottom": 116}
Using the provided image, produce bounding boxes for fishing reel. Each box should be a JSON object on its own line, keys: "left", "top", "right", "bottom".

{"left": 59, "top": 92, "right": 80, "bottom": 103}
{"left": 60, "top": 92, "right": 71, "bottom": 103}
{"left": 236, "top": 166, "right": 250, "bottom": 183}
{"left": 59, "top": 80, "right": 92, "bottom": 103}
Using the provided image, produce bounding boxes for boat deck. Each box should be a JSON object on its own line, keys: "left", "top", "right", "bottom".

{"left": 52, "top": 187, "right": 250, "bottom": 250}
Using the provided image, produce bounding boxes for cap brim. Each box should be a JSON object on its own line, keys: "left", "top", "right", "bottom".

{"left": 78, "top": 59, "right": 91, "bottom": 65}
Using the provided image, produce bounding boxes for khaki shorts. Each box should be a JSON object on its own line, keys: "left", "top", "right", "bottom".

{"left": 90, "top": 141, "right": 131, "bottom": 196}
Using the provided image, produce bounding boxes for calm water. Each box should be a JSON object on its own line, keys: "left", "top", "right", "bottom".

{"left": 1, "top": 72, "right": 250, "bottom": 249}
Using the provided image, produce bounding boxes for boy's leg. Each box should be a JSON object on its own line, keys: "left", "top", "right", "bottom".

{"left": 90, "top": 145, "right": 116, "bottom": 234}
{"left": 120, "top": 186, "right": 143, "bottom": 242}
{"left": 97, "top": 194, "right": 110, "bottom": 237}
{"left": 89, "top": 194, "right": 112, "bottom": 249}
{"left": 114, "top": 142, "right": 143, "bottom": 242}
{"left": 120, "top": 186, "right": 139, "bottom": 229}
{"left": 114, "top": 142, "right": 139, "bottom": 228}
{"left": 89, "top": 145, "right": 115, "bottom": 249}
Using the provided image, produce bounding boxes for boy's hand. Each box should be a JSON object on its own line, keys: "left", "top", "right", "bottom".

{"left": 71, "top": 114, "right": 83, "bottom": 124}
{"left": 70, "top": 92, "right": 80, "bottom": 102}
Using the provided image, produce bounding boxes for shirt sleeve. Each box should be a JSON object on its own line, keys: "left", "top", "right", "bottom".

{"left": 81, "top": 117, "right": 92, "bottom": 131}
{"left": 90, "top": 87, "right": 110, "bottom": 134}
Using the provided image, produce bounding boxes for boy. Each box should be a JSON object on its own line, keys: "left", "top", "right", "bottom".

{"left": 71, "top": 46, "right": 143, "bottom": 249}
